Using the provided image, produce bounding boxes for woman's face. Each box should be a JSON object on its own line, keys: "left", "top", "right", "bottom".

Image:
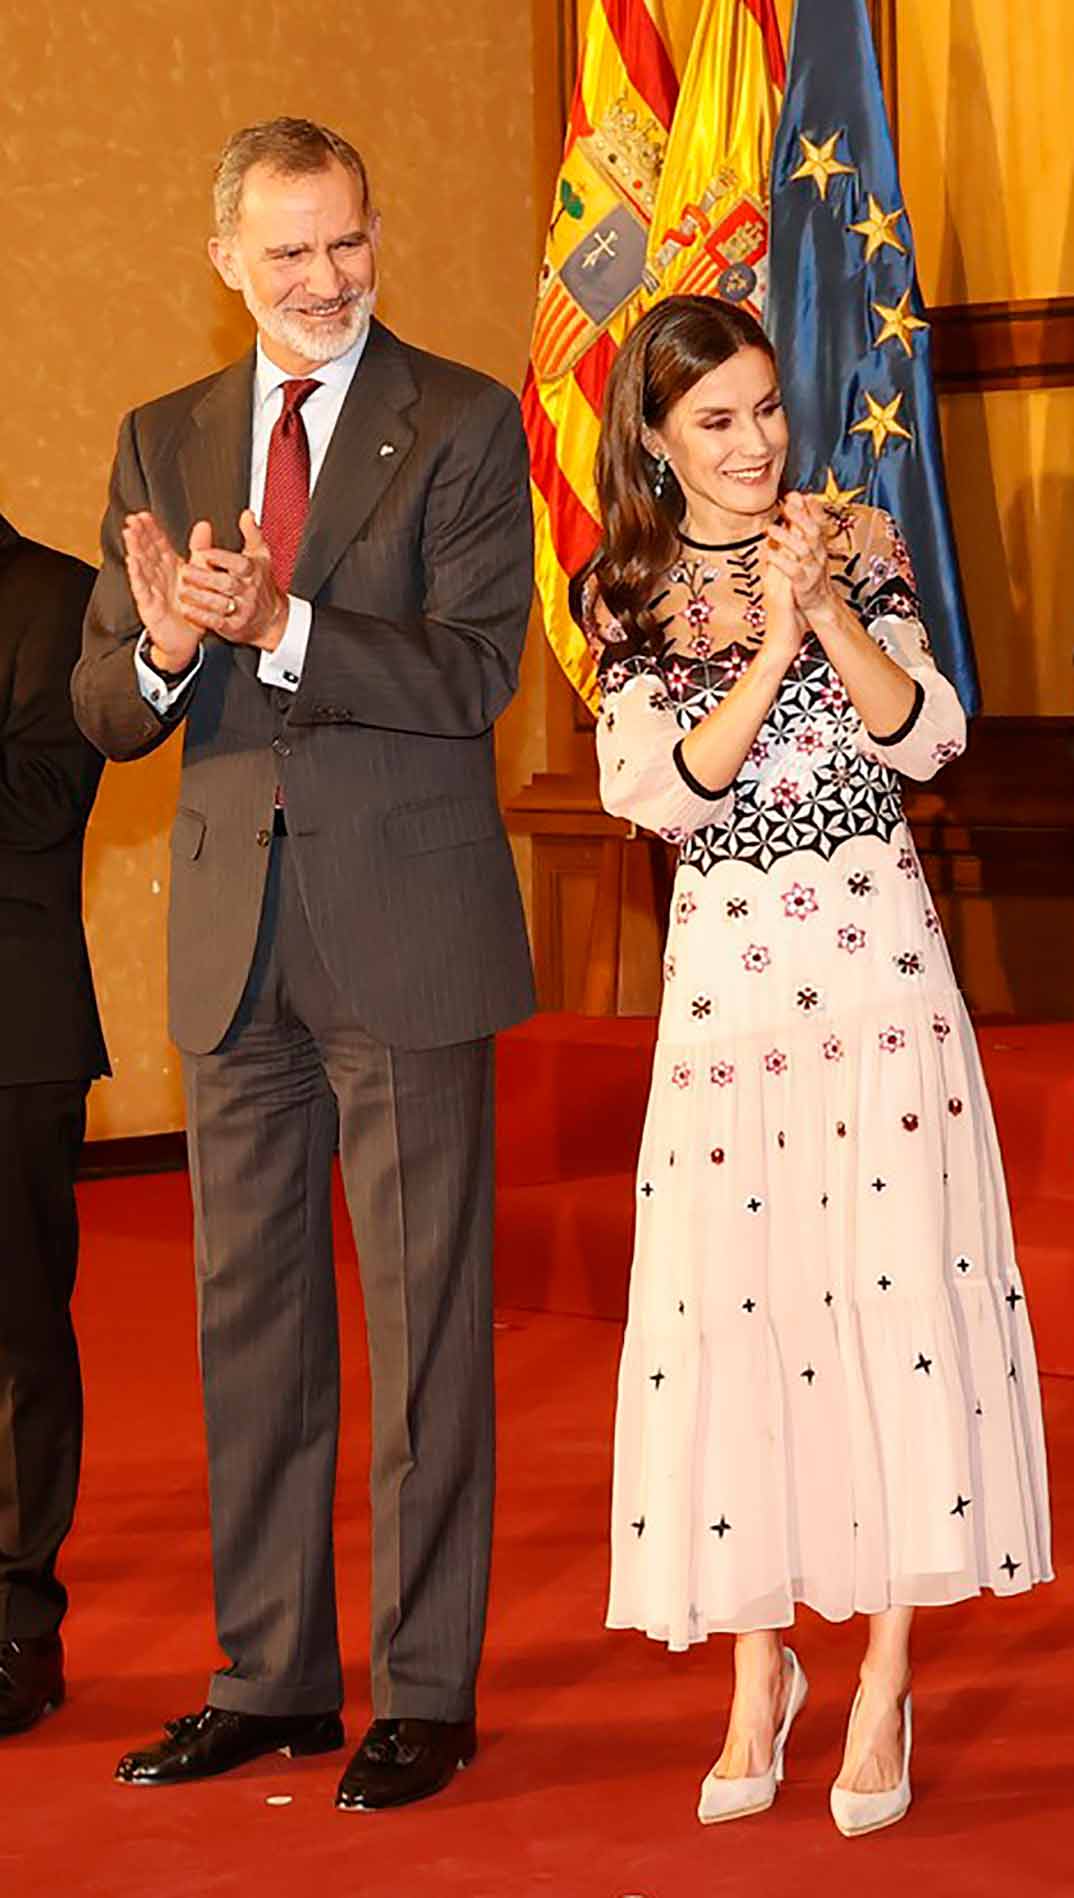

{"left": 647, "top": 344, "right": 788, "bottom": 526}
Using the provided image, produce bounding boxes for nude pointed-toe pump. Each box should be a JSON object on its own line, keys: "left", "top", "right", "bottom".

{"left": 830, "top": 1689, "right": 913, "bottom": 1838}
{"left": 698, "top": 1647, "right": 809, "bottom": 1826}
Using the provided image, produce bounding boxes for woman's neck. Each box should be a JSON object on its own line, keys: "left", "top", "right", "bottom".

{"left": 680, "top": 499, "right": 778, "bottom": 546}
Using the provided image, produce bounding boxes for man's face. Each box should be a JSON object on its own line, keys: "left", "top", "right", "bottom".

{"left": 210, "top": 156, "right": 380, "bottom": 371}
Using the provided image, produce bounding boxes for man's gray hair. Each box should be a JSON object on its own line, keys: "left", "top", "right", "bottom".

{"left": 213, "top": 117, "right": 372, "bottom": 236}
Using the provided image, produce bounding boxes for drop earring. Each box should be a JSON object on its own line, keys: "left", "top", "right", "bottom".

{"left": 653, "top": 453, "right": 668, "bottom": 498}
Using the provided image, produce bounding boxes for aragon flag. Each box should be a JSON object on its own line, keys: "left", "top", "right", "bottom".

{"left": 523, "top": 0, "right": 785, "bottom": 711}
{"left": 767, "top": 0, "right": 980, "bottom": 713}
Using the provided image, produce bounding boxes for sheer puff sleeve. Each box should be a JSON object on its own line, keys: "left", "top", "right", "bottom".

{"left": 849, "top": 506, "right": 968, "bottom": 781}
{"left": 583, "top": 577, "right": 735, "bottom": 842}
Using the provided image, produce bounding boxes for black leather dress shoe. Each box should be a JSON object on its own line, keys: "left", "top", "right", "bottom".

{"left": 0, "top": 1635, "right": 65, "bottom": 1737}
{"left": 336, "top": 1717, "right": 477, "bottom": 1811}
{"left": 115, "top": 1704, "right": 345, "bottom": 1785}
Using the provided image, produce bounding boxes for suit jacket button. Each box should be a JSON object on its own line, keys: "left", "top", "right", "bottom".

{"left": 256, "top": 827, "right": 272, "bottom": 847}
{"left": 272, "top": 737, "right": 292, "bottom": 757}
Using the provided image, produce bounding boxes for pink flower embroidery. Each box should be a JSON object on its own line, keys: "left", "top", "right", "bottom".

{"left": 795, "top": 726, "right": 827, "bottom": 756}
{"left": 783, "top": 882, "right": 819, "bottom": 921}
{"left": 675, "top": 892, "right": 697, "bottom": 925}
{"left": 710, "top": 1060, "right": 735, "bottom": 1087}
{"left": 665, "top": 662, "right": 693, "bottom": 700}
{"left": 925, "top": 909, "right": 941, "bottom": 934}
{"left": 683, "top": 597, "right": 711, "bottom": 630}
{"left": 819, "top": 679, "right": 849, "bottom": 710}
{"left": 897, "top": 849, "right": 920, "bottom": 878}
{"left": 689, "top": 632, "right": 714, "bottom": 659}
{"left": 879, "top": 1025, "right": 907, "bottom": 1054}
{"left": 723, "top": 650, "right": 750, "bottom": 684}
{"left": 932, "top": 1013, "right": 951, "bottom": 1042}
{"left": 747, "top": 736, "right": 772, "bottom": 767}
{"left": 769, "top": 775, "right": 803, "bottom": 809}
{"left": 822, "top": 1035, "right": 844, "bottom": 1062}
{"left": 671, "top": 1062, "right": 693, "bottom": 1089}
{"left": 837, "top": 924, "right": 867, "bottom": 954}
{"left": 602, "top": 662, "right": 629, "bottom": 693}
{"left": 742, "top": 944, "right": 771, "bottom": 974}
{"left": 764, "top": 1049, "right": 788, "bottom": 1076}
{"left": 933, "top": 739, "right": 963, "bottom": 765}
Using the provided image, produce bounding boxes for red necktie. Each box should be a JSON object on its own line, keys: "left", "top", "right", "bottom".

{"left": 261, "top": 378, "right": 321, "bottom": 591}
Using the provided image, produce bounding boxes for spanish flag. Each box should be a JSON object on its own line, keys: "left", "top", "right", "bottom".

{"left": 523, "top": 0, "right": 786, "bottom": 710}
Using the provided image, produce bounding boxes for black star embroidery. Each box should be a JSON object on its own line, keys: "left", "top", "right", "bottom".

{"left": 1009, "top": 1361, "right": 1018, "bottom": 1381}
{"left": 871, "top": 1177, "right": 887, "bottom": 1193}
{"left": 650, "top": 1369, "right": 665, "bottom": 1390}
{"left": 777, "top": 1130, "right": 786, "bottom": 1149}
{"left": 955, "top": 1256, "right": 972, "bottom": 1274}
{"left": 878, "top": 1275, "right": 893, "bottom": 1291}
{"left": 951, "top": 1495, "right": 972, "bottom": 1517}
{"left": 742, "top": 1297, "right": 756, "bottom": 1314}
{"left": 801, "top": 1365, "right": 816, "bottom": 1385}
{"left": 975, "top": 1402, "right": 983, "bottom": 1417}
{"left": 640, "top": 1181, "right": 654, "bottom": 1198}
{"left": 710, "top": 1516, "right": 732, "bottom": 1538}
{"left": 669, "top": 1152, "right": 676, "bottom": 1167}
{"left": 914, "top": 1353, "right": 933, "bottom": 1375}
{"left": 820, "top": 1192, "right": 829, "bottom": 1208}
{"left": 678, "top": 1301, "right": 685, "bottom": 1315}
{"left": 1000, "top": 1552, "right": 1021, "bottom": 1580}
{"left": 824, "top": 1290, "right": 834, "bottom": 1307}
{"left": 746, "top": 1196, "right": 764, "bottom": 1213}
{"left": 1006, "top": 1286, "right": 1023, "bottom": 1311}
{"left": 631, "top": 1517, "right": 645, "bottom": 1537}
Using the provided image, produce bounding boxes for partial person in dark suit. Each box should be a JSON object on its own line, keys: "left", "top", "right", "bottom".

{"left": 73, "top": 118, "right": 534, "bottom": 1809}
{"left": 0, "top": 515, "right": 108, "bottom": 1737}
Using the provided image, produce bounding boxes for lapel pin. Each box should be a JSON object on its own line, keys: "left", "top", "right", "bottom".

{"left": 379, "top": 442, "right": 395, "bottom": 457}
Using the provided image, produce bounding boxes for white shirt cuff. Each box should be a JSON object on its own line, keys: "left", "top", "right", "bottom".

{"left": 134, "top": 631, "right": 204, "bottom": 713}
{"left": 257, "top": 597, "right": 312, "bottom": 691}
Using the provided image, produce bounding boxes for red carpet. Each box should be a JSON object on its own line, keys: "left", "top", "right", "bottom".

{"left": 4, "top": 1015, "right": 1071, "bottom": 1896}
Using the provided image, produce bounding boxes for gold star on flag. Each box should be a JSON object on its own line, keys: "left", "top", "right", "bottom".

{"left": 872, "top": 289, "right": 929, "bottom": 356}
{"left": 790, "top": 132, "right": 856, "bottom": 200}
{"left": 850, "top": 390, "right": 913, "bottom": 458}
{"left": 821, "top": 466, "right": 866, "bottom": 507}
{"left": 849, "top": 194, "right": 907, "bottom": 261}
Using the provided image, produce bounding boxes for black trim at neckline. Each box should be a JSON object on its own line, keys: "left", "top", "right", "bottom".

{"left": 678, "top": 528, "right": 768, "bottom": 552}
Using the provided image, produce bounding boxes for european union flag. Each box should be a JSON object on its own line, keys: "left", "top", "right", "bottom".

{"left": 767, "top": 0, "right": 980, "bottom": 714}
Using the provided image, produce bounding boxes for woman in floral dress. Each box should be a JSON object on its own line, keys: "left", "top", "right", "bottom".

{"left": 576, "top": 296, "right": 1052, "bottom": 1836}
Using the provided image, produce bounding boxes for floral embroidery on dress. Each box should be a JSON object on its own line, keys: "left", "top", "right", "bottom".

{"left": 764, "top": 1049, "right": 789, "bottom": 1076}
{"left": 895, "top": 951, "right": 923, "bottom": 977}
{"left": 725, "top": 896, "right": 749, "bottom": 920}
{"left": 879, "top": 1025, "right": 908, "bottom": 1054}
{"left": 691, "top": 995, "right": 713, "bottom": 1020}
{"left": 797, "top": 986, "right": 823, "bottom": 1012}
{"left": 837, "top": 924, "right": 867, "bottom": 954}
{"left": 671, "top": 1062, "right": 693, "bottom": 1089}
{"left": 742, "top": 944, "right": 772, "bottom": 973}
{"left": 932, "top": 1013, "right": 951, "bottom": 1041}
{"left": 847, "top": 870, "right": 875, "bottom": 897}
{"left": 783, "top": 882, "right": 819, "bottom": 920}
{"left": 710, "top": 1061, "right": 735, "bottom": 1086}
{"left": 675, "top": 893, "right": 697, "bottom": 924}
{"left": 822, "top": 1035, "right": 844, "bottom": 1062}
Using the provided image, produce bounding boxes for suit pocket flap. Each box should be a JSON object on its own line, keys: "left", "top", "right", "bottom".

{"left": 171, "top": 806, "right": 207, "bottom": 861}
{"left": 384, "top": 796, "right": 502, "bottom": 858}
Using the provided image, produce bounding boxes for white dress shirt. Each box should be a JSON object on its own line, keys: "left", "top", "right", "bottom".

{"left": 135, "top": 326, "right": 369, "bottom": 713}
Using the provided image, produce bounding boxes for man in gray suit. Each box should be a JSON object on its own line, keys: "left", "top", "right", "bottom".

{"left": 73, "top": 117, "right": 534, "bottom": 1810}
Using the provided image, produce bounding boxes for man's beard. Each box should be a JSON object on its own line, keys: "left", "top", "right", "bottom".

{"left": 238, "top": 266, "right": 376, "bottom": 363}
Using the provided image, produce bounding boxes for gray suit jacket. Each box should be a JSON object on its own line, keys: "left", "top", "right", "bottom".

{"left": 73, "top": 320, "right": 536, "bottom": 1053}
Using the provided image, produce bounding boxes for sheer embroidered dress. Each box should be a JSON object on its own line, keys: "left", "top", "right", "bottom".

{"left": 589, "top": 503, "right": 1053, "bottom": 1646}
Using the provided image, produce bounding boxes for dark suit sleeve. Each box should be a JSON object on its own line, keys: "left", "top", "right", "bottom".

{"left": 288, "top": 382, "right": 534, "bottom": 738}
{"left": 0, "top": 556, "right": 104, "bottom": 851}
{"left": 71, "top": 410, "right": 197, "bottom": 762}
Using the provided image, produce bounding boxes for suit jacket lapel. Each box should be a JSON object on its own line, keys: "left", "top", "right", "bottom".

{"left": 178, "top": 352, "right": 257, "bottom": 673}
{"left": 291, "top": 321, "right": 418, "bottom": 601}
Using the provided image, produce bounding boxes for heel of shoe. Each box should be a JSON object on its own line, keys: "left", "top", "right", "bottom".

{"left": 286, "top": 1713, "right": 346, "bottom": 1758}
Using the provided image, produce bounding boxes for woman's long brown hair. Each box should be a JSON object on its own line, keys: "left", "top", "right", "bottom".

{"left": 570, "top": 295, "right": 777, "bottom": 655}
